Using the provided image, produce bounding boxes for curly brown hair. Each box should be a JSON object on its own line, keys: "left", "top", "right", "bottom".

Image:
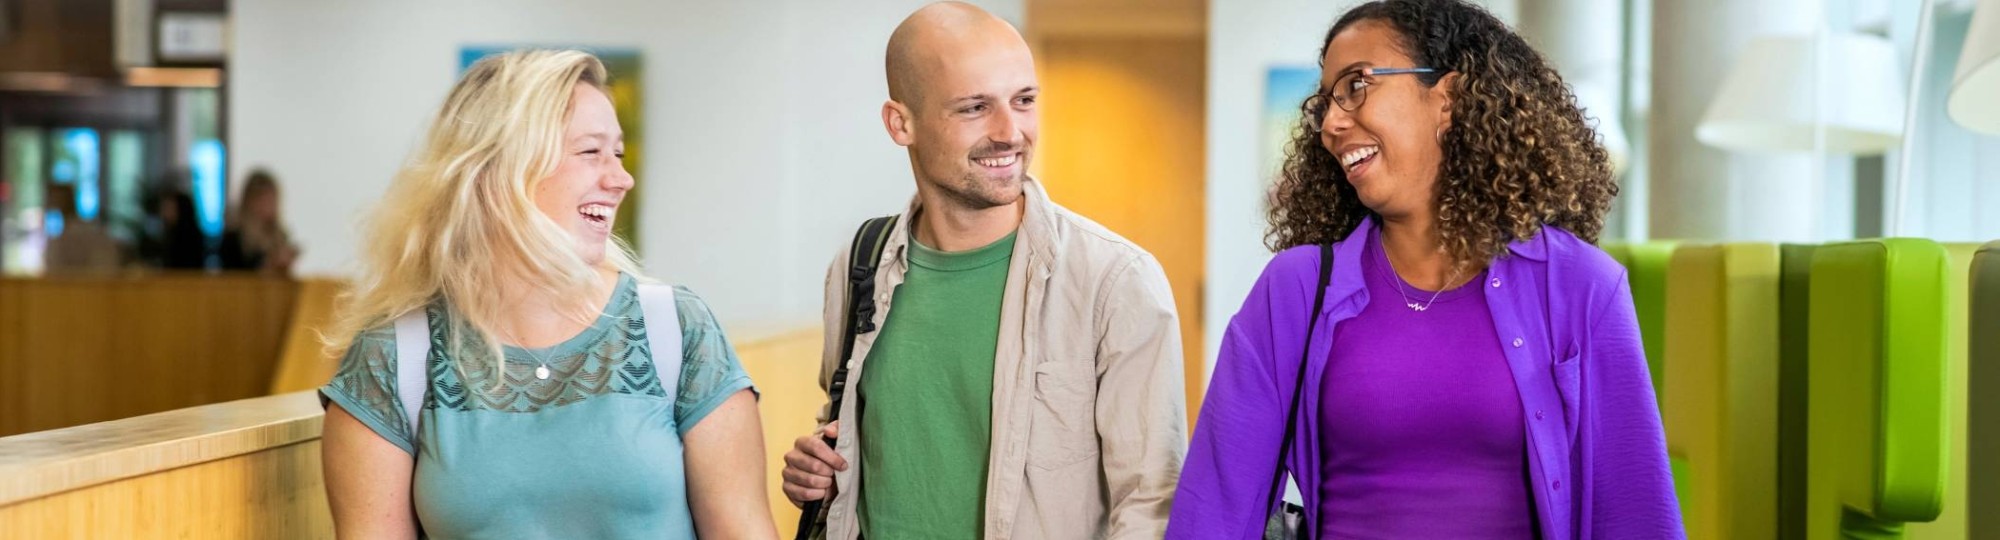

{"left": 1265, "top": 0, "right": 1617, "bottom": 264}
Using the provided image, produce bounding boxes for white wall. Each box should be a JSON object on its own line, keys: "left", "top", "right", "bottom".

{"left": 1204, "top": 0, "right": 1337, "bottom": 374}
{"left": 231, "top": 0, "right": 1023, "bottom": 339}
{"left": 1203, "top": 0, "right": 1515, "bottom": 371}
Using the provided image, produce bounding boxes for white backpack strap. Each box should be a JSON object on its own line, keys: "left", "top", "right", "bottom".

{"left": 636, "top": 283, "right": 685, "bottom": 406}
{"left": 393, "top": 308, "right": 432, "bottom": 438}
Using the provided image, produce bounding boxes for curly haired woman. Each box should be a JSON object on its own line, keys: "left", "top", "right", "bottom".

{"left": 1166, "top": 1, "right": 1683, "bottom": 538}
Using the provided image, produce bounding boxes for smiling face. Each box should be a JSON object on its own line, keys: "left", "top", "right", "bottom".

{"left": 913, "top": 45, "right": 1038, "bottom": 210}
{"left": 1316, "top": 20, "right": 1455, "bottom": 221}
{"left": 883, "top": 6, "right": 1039, "bottom": 211}
{"left": 532, "top": 83, "right": 632, "bottom": 266}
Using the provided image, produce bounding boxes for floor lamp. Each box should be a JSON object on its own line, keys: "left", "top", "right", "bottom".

{"left": 1695, "top": 31, "right": 1908, "bottom": 239}
{"left": 1949, "top": 0, "right": 2000, "bottom": 135}
{"left": 1947, "top": 2, "right": 1999, "bottom": 540}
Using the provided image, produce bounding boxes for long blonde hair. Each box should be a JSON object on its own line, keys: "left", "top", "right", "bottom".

{"left": 325, "top": 50, "right": 643, "bottom": 380}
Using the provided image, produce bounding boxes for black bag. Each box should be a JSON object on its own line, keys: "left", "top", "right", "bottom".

{"left": 795, "top": 215, "right": 900, "bottom": 540}
{"left": 1265, "top": 243, "right": 1333, "bottom": 539}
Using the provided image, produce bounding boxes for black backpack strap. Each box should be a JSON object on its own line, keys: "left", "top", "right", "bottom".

{"left": 795, "top": 214, "right": 899, "bottom": 540}
{"left": 830, "top": 214, "right": 899, "bottom": 421}
{"left": 1267, "top": 243, "right": 1334, "bottom": 534}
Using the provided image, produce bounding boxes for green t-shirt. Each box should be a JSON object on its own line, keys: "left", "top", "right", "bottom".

{"left": 858, "top": 232, "right": 1016, "bottom": 539}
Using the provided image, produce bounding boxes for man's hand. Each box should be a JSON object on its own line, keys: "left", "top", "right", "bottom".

{"left": 780, "top": 421, "right": 849, "bottom": 508}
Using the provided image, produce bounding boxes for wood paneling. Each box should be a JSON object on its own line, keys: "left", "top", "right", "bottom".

{"left": 1033, "top": 36, "right": 1209, "bottom": 421}
{"left": 0, "top": 441, "right": 333, "bottom": 539}
{"left": 1, "top": 280, "right": 25, "bottom": 437}
{"left": 0, "top": 392, "right": 331, "bottom": 538}
{"left": 735, "top": 328, "right": 824, "bottom": 540}
{"left": 0, "top": 274, "right": 299, "bottom": 437}
{"left": 0, "top": 0, "right": 116, "bottom": 77}
{"left": 270, "top": 279, "right": 348, "bottom": 394}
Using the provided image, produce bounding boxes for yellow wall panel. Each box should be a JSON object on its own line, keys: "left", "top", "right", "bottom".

{"left": 1035, "top": 35, "right": 1207, "bottom": 420}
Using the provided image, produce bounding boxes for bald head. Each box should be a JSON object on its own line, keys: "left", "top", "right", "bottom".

{"left": 885, "top": 2, "right": 1030, "bottom": 108}
{"left": 879, "top": 2, "right": 1038, "bottom": 208}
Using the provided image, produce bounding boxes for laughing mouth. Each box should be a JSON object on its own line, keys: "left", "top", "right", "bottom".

{"left": 579, "top": 203, "right": 615, "bottom": 226}
{"left": 1339, "top": 146, "right": 1378, "bottom": 172}
{"left": 974, "top": 153, "right": 1020, "bottom": 168}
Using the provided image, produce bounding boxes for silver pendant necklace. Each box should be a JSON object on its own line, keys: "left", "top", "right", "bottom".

{"left": 505, "top": 330, "right": 558, "bottom": 380}
{"left": 520, "top": 346, "right": 555, "bottom": 380}
{"left": 1384, "top": 248, "right": 1462, "bottom": 312}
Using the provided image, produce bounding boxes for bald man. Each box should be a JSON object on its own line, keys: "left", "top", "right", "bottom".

{"left": 780, "top": 3, "right": 1185, "bottom": 539}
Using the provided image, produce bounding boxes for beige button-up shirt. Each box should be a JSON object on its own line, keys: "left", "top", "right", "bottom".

{"left": 815, "top": 179, "right": 1187, "bottom": 539}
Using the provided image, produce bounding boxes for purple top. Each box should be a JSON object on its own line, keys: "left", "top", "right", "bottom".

{"left": 1167, "top": 217, "right": 1683, "bottom": 540}
{"left": 1314, "top": 232, "right": 1532, "bottom": 538}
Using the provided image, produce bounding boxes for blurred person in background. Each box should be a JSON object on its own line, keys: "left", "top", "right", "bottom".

{"left": 41, "top": 183, "right": 123, "bottom": 274}
{"left": 317, "top": 49, "right": 776, "bottom": 539}
{"left": 220, "top": 168, "right": 299, "bottom": 275}
{"left": 136, "top": 185, "right": 208, "bottom": 270}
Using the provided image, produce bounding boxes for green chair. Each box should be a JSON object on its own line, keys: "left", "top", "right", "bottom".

{"left": 1778, "top": 244, "right": 1817, "bottom": 540}
{"left": 1661, "top": 244, "right": 1780, "bottom": 539}
{"left": 1905, "top": 243, "right": 1982, "bottom": 540}
{"left": 1807, "top": 240, "right": 1953, "bottom": 539}
{"left": 1969, "top": 241, "right": 2000, "bottom": 540}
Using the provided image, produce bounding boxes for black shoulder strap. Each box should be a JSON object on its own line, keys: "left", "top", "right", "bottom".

{"left": 834, "top": 214, "right": 899, "bottom": 389}
{"left": 795, "top": 214, "right": 899, "bottom": 540}
{"left": 1267, "top": 243, "right": 1334, "bottom": 531}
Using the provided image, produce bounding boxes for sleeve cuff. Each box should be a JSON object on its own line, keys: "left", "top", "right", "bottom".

{"left": 319, "top": 387, "right": 417, "bottom": 456}
{"left": 676, "top": 377, "right": 757, "bottom": 436}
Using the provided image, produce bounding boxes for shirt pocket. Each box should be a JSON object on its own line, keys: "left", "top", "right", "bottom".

{"left": 1553, "top": 352, "right": 1582, "bottom": 442}
{"left": 1027, "top": 360, "right": 1099, "bottom": 471}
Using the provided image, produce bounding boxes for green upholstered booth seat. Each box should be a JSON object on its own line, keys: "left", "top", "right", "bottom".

{"left": 1778, "top": 244, "right": 1817, "bottom": 540}
{"left": 1905, "top": 244, "right": 1981, "bottom": 540}
{"left": 1807, "top": 239, "right": 1953, "bottom": 539}
{"left": 1662, "top": 244, "right": 1780, "bottom": 540}
{"left": 1969, "top": 241, "right": 2000, "bottom": 540}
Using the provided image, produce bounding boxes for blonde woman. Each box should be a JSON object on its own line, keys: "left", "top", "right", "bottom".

{"left": 318, "top": 50, "right": 776, "bottom": 539}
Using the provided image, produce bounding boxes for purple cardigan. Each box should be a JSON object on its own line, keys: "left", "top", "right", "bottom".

{"left": 1168, "top": 218, "right": 1683, "bottom": 539}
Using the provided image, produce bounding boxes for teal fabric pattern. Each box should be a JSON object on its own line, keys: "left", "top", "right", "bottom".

{"left": 319, "top": 274, "right": 756, "bottom": 539}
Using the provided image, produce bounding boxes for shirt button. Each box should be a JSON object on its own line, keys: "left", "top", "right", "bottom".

{"left": 1512, "top": 337, "right": 1524, "bottom": 348}
{"left": 1553, "top": 480, "right": 1562, "bottom": 490}
{"left": 1490, "top": 277, "right": 1502, "bottom": 288}
{"left": 1534, "top": 410, "right": 1544, "bottom": 420}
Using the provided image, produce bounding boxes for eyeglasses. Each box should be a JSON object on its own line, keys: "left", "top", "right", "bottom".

{"left": 1303, "top": 67, "right": 1438, "bottom": 132}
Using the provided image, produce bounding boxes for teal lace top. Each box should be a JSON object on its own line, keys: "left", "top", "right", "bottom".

{"left": 320, "top": 274, "right": 756, "bottom": 539}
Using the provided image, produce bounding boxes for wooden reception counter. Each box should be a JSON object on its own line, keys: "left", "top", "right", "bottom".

{"left": 0, "top": 274, "right": 340, "bottom": 438}
{"left": 0, "top": 391, "right": 332, "bottom": 538}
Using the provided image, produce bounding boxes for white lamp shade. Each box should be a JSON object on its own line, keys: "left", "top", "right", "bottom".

{"left": 1950, "top": 0, "right": 2000, "bottom": 134}
{"left": 1697, "top": 33, "right": 1907, "bottom": 154}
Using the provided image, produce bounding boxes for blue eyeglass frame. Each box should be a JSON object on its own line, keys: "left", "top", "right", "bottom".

{"left": 1306, "top": 67, "right": 1440, "bottom": 131}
